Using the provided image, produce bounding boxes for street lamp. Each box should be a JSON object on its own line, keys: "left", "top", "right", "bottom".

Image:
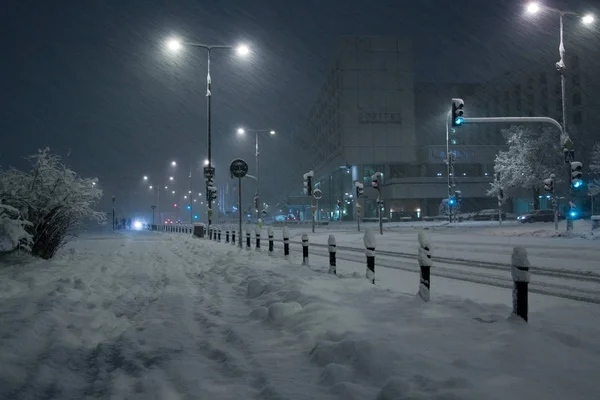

{"left": 169, "top": 176, "right": 174, "bottom": 181}
{"left": 236, "top": 126, "right": 276, "bottom": 221}
{"left": 143, "top": 176, "right": 148, "bottom": 181}
{"left": 171, "top": 161, "right": 177, "bottom": 167}
{"left": 165, "top": 37, "right": 250, "bottom": 230}
{"left": 203, "top": 159, "right": 209, "bottom": 166}
{"left": 525, "top": 2, "right": 594, "bottom": 231}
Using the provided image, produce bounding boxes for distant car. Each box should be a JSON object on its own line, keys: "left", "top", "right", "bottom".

{"left": 517, "top": 209, "right": 563, "bottom": 223}
{"left": 471, "top": 209, "right": 506, "bottom": 221}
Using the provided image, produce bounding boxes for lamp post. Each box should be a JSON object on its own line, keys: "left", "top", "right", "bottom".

{"left": 237, "top": 128, "right": 276, "bottom": 222}
{"left": 166, "top": 39, "right": 250, "bottom": 231}
{"left": 526, "top": 2, "right": 594, "bottom": 230}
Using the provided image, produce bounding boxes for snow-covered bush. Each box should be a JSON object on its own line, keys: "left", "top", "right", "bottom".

{"left": 0, "top": 148, "right": 105, "bottom": 259}
{"left": 488, "top": 125, "right": 563, "bottom": 210}
{"left": 589, "top": 143, "right": 600, "bottom": 198}
{"left": 0, "top": 202, "right": 32, "bottom": 253}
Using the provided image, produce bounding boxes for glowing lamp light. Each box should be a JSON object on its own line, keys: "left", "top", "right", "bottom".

{"left": 454, "top": 117, "right": 464, "bottom": 126}
{"left": 573, "top": 180, "right": 583, "bottom": 188}
{"left": 133, "top": 220, "right": 143, "bottom": 230}
{"left": 526, "top": 2, "right": 541, "bottom": 14}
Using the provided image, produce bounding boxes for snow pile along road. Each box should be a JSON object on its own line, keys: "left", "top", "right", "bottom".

{"left": 0, "top": 231, "right": 599, "bottom": 399}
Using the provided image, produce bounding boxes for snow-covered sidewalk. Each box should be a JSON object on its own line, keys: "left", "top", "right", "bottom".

{"left": 1, "top": 231, "right": 599, "bottom": 399}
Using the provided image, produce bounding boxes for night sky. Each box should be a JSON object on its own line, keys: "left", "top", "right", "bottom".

{"left": 1, "top": 0, "right": 596, "bottom": 214}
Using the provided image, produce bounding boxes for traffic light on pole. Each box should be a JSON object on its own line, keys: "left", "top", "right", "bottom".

{"left": 371, "top": 172, "right": 382, "bottom": 189}
{"left": 303, "top": 171, "right": 314, "bottom": 196}
{"left": 570, "top": 161, "right": 583, "bottom": 188}
{"left": 206, "top": 177, "right": 217, "bottom": 202}
{"left": 448, "top": 196, "right": 456, "bottom": 206}
{"left": 451, "top": 98, "right": 465, "bottom": 127}
{"left": 354, "top": 180, "right": 364, "bottom": 198}
{"left": 543, "top": 175, "right": 554, "bottom": 192}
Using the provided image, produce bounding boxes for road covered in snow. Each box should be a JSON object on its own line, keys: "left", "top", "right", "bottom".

{"left": 1, "top": 230, "right": 599, "bottom": 399}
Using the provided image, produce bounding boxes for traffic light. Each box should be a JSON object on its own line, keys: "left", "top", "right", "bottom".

{"left": 569, "top": 201, "right": 578, "bottom": 219}
{"left": 186, "top": 205, "right": 191, "bottom": 210}
{"left": 543, "top": 175, "right": 554, "bottom": 192}
{"left": 451, "top": 98, "right": 465, "bottom": 127}
{"left": 448, "top": 196, "right": 456, "bottom": 206}
{"left": 354, "top": 180, "right": 364, "bottom": 198}
{"left": 206, "top": 177, "right": 217, "bottom": 202}
{"left": 570, "top": 161, "right": 583, "bottom": 188}
{"left": 371, "top": 172, "right": 382, "bottom": 189}
{"left": 303, "top": 171, "right": 314, "bottom": 196}
{"left": 455, "top": 190, "right": 462, "bottom": 203}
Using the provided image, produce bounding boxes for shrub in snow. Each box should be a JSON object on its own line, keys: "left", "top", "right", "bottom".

{"left": 0, "top": 202, "right": 32, "bottom": 253}
{"left": 0, "top": 148, "right": 105, "bottom": 259}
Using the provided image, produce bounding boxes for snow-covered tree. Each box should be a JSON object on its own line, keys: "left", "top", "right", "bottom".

{"left": 588, "top": 143, "right": 600, "bottom": 197}
{"left": 0, "top": 148, "right": 105, "bottom": 259}
{"left": 488, "top": 125, "right": 563, "bottom": 210}
{"left": 0, "top": 202, "right": 32, "bottom": 254}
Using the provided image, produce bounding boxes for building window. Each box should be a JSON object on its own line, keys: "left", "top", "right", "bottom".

{"left": 573, "top": 92, "right": 582, "bottom": 106}
{"left": 573, "top": 111, "right": 582, "bottom": 126}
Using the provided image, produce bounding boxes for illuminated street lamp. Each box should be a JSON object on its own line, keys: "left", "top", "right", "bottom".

{"left": 165, "top": 37, "right": 251, "bottom": 229}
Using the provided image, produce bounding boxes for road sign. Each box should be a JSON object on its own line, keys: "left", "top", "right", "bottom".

{"left": 313, "top": 188, "right": 323, "bottom": 200}
{"left": 229, "top": 159, "right": 248, "bottom": 178}
{"left": 203, "top": 166, "right": 216, "bottom": 178}
{"left": 564, "top": 149, "right": 575, "bottom": 164}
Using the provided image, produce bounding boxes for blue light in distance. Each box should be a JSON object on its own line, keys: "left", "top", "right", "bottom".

{"left": 573, "top": 180, "right": 583, "bottom": 188}
{"left": 570, "top": 210, "right": 577, "bottom": 218}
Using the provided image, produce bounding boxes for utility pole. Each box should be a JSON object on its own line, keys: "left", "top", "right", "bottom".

{"left": 112, "top": 196, "right": 115, "bottom": 232}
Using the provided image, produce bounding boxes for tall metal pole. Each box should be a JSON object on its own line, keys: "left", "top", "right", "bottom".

{"left": 112, "top": 196, "right": 115, "bottom": 232}
{"left": 238, "top": 177, "right": 243, "bottom": 248}
{"left": 206, "top": 49, "right": 213, "bottom": 229}
{"left": 445, "top": 111, "right": 452, "bottom": 223}
{"left": 378, "top": 189, "right": 383, "bottom": 235}
{"left": 189, "top": 165, "right": 193, "bottom": 224}
{"left": 157, "top": 188, "right": 160, "bottom": 224}
{"left": 256, "top": 132, "right": 260, "bottom": 223}
{"left": 558, "top": 13, "right": 574, "bottom": 232}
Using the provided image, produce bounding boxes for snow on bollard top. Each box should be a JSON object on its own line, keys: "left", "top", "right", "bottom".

{"left": 364, "top": 230, "right": 376, "bottom": 249}
{"left": 418, "top": 231, "right": 433, "bottom": 268}
{"left": 328, "top": 234, "right": 336, "bottom": 251}
{"left": 302, "top": 233, "right": 309, "bottom": 246}
{"left": 268, "top": 225, "right": 273, "bottom": 236}
{"left": 417, "top": 230, "right": 430, "bottom": 249}
{"left": 283, "top": 226, "right": 290, "bottom": 239}
{"left": 511, "top": 246, "right": 531, "bottom": 283}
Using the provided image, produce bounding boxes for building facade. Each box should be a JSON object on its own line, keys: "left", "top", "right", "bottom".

{"left": 295, "top": 36, "right": 600, "bottom": 220}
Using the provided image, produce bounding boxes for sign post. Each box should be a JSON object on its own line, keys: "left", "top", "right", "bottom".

{"left": 230, "top": 158, "right": 249, "bottom": 249}
{"left": 312, "top": 188, "right": 322, "bottom": 233}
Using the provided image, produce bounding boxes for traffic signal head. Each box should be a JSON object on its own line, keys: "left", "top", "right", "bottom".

{"left": 448, "top": 197, "right": 456, "bottom": 206}
{"left": 371, "top": 172, "right": 382, "bottom": 189}
{"left": 354, "top": 180, "right": 364, "bottom": 197}
{"left": 451, "top": 98, "right": 465, "bottom": 127}
{"left": 570, "top": 161, "right": 583, "bottom": 188}
{"left": 303, "top": 171, "right": 314, "bottom": 196}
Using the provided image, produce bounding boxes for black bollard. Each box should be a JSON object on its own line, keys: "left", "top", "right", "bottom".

{"left": 417, "top": 231, "right": 433, "bottom": 302}
{"left": 246, "top": 231, "right": 251, "bottom": 249}
{"left": 328, "top": 234, "right": 336, "bottom": 274}
{"left": 255, "top": 226, "right": 261, "bottom": 251}
{"left": 364, "top": 230, "right": 376, "bottom": 284}
{"left": 232, "top": 230, "right": 236, "bottom": 245}
{"left": 218, "top": 228, "right": 221, "bottom": 242}
{"left": 226, "top": 230, "right": 230, "bottom": 243}
{"left": 511, "top": 247, "right": 530, "bottom": 322}
{"left": 268, "top": 226, "right": 274, "bottom": 254}
{"left": 283, "top": 226, "right": 290, "bottom": 258}
{"left": 302, "top": 233, "right": 309, "bottom": 265}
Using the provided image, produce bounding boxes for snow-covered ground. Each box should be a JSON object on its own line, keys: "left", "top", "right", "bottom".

{"left": 1, "top": 230, "right": 599, "bottom": 399}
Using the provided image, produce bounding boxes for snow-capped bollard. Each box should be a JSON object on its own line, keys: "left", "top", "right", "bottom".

{"left": 511, "top": 246, "right": 531, "bottom": 322}
{"left": 255, "top": 225, "right": 261, "bottom": 251}
{"left": 246, "top": 230, "right": 251, "bottom": 249}
{"left": 226, "top": 230, "right": 230, "bottom": 243}
{"left": 268, "top": 226, "right": 274, "bottom": 254}
{"left": 328, "top": 235, "right": 337, "bottom": 274}
{"left": 218, "top": 228, "right": 221, "bottom": 242}
{"left": 208, "top": 227, "right": 212, "bottom": 240}
{"left": 417, "top": 231, "right": 433, "bottom": 302}
{"left": 301, "top": 233, "right": 309, "bottom": 265}
{"left": 283, "top": 226, "right": 290, "bottom": 259}
{"left": 364, "top": 230, "right": 376, "bottom": 284}
{"left": 232, "top": 230, "right": 236, "bottom": 245}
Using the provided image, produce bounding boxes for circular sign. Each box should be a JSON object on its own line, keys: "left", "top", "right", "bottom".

{"left": 313, "top": 188, "right": 323, "bottom": 200}
{"left": 230, "top": 158, "right": 249, "bottom": 178}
